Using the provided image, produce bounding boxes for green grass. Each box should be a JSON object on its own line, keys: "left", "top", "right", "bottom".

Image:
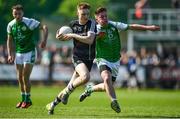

{"left": 0, "top": 85, "right": 180, "bottom": 118}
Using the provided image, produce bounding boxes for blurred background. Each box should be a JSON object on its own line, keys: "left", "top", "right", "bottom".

{"left": 0, "top": 0, "right": 180, "bottom": 89}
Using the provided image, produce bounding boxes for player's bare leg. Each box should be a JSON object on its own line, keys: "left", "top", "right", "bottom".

{"left": 72, "top": 63, "right": 90, "bottom": 87}
{"left": 46, "top": 72, "right": 78, "bottom": 115}
{"left": 101, "top": 70, "right": 120, "bottom": 113}
{"left": 80, "top": 70, "right": 121, "bottom": 113}
{"left": 80, "top": 70, "right": 117, "bottom": 103}
{"left": 16, "top": 64, "right": 24, "bottom": 108}
{"left": 101, "top": 70, "right": 116, "bottom": 101}
{"left": 61, "top": 63, "right": 90, "bottom": 105}
{"left": 21, "top": 64, "right": 33, "bottom": 108}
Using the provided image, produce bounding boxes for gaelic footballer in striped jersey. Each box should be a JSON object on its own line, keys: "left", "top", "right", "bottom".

{"left": 46, "top": 2, "right": 96, "bottom": 115}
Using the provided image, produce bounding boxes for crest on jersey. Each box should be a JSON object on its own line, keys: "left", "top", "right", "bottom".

{"left": 111, "top": 27, "right": 116, "bottom": 31}
{"left": 77, "top": 26, "right": 82, "bottom": 31}
{"left": 22, "top": 26, "right": 27, "bottom": 31}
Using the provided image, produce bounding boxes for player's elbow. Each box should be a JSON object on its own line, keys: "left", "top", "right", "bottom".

{"left": 87, "top": 35, "right": 95, "bottom": 45}
{"left": 41, "top": 25, "right": 48, "bottom": 32}
{"left": 88, "top": 39, "right": 94, "bottom": 45}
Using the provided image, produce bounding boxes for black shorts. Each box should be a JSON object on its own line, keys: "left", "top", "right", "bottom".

{"left": 99, "top": 65, "right": 116, "bottom": 82}
{"left": 72, "top": 57, "right": 94, "bottom": 71}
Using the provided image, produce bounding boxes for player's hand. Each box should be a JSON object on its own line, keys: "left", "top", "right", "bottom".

{"left": 97, "top": 32, "right": 106, "bottom": 39}
{"left": 39, "top": 40, "right": 47, "bottom": 49}
{"left": 56, "top": 33, "right": 72, "bottom": 41}
{"left": 7, "top": 55, "right": 14, "bottom": 63}
{"left": 56, "top": 33, "right": 66, "bottom": 40}
{"left": 148, "top": 25, "right": 160, "bottom": 31}
{"left": 63, "top": 34, "right": 73, "bottom": 40}
{"left": 56, "top": 32, "right": 62, "bottom": 39}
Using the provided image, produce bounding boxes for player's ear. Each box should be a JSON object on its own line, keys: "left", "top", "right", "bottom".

{"left": 95, "top": 15, "right": 98, "bottom": 22}
{"left": 77, "top": 9, "right": 79, "bottom": 16}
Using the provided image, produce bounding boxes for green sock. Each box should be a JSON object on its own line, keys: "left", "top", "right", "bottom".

{"left": 21, "top": 93, "right": 25, "bottom": 102}
{"left": 25, "top": 93, "right": 31, "bottom": 102}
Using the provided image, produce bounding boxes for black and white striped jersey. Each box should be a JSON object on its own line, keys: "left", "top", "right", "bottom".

{"left": 69, "top": 19, "right": 96, "bottom": 60}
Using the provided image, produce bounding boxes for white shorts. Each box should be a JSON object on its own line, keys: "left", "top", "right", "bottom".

{"left": 95, "top": 58, "right": 120, "bottom": 78}
{"left": 15, "top": 50, "right": 37, "bottom": 65}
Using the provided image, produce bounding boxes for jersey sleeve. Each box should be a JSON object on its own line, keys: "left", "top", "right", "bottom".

{"left": 88, "top": 19, "right": 96, "bottom": 34}
{"left": 7, "top": 23, "right": 12, "bottom": 35}
{"left": 23, "top": 17, "right": 40, "bottom": 30}
{"left": 69, "top": 20, "right": 75, "bottom": 32}
{"left": 108, "top": 20, "right": 129, "bottom": 31}
{"left": 28, "top": 18, "right": 40, "bottom": 30}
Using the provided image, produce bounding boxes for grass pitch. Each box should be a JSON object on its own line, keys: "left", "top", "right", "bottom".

{"left": 0, "top": 85, "right": 180, "bottom": 118}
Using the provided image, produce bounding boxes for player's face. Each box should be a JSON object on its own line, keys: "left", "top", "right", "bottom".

{"left": 77, "top": 8, "right": 90, "bottom": 24}
{"left": 95, "top": 11, "right": 108, "bottom": 26}
{"left": 12, "top": 9, "right": 23, "bottom": 21}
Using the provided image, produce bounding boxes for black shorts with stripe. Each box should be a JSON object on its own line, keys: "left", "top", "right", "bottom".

{"left": 72, "top": 57, "right": 94, "bottom": 71}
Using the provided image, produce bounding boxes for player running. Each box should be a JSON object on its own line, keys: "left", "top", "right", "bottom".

{"left": 79, "top": 7, "right": 160, "bottom": 113}
{"left": 46, "top": 2, "right": 96, "bottom": 114}
{"left": 7, "top": 4, "right": 48, "bottom": 108}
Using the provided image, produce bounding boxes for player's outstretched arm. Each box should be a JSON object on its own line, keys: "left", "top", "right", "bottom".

{"left": 39, "top": 24, "right": 48, "bottom": 48}
{"left": 128, "top": 24, "right": 160, "bottom": 31}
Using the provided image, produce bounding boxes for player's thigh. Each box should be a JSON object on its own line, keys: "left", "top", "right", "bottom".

{"left": 23, "top": 63, "right": 33, "bottom": 78}
{"left": 68, "top": 71, "right": 79, "bottom": 86}
{"left": 75, "top": 63, "right": 90, "bottom": 78}
{"left": 16, "top": 64, "right": 23, "bottom": 77}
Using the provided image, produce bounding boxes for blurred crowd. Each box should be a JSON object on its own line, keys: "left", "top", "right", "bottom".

{"left": 120, "top": 47, "right": 180, "bottom": 67}
{"left": 0, "top": 45, "right": 72, "bottom": 66}
{"left": 2, "top": 44, "right": 180, "bottom": 89}
{"left": 1, "top": 44, "right": 180, "bottom": 68}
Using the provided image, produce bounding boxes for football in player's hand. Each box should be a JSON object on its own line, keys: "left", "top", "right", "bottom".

{"left": 57, "top": 26, "right": 73, "bottom": 41}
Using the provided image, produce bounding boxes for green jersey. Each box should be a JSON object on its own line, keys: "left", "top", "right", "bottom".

{"left": 7, "top": 17, "right": 40, "bottom": 53}
{"left": 96, "top": 21, "right": 128, "bottom": 62}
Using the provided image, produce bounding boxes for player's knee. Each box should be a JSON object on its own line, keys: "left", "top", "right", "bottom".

{"left": 103, "top": 75, "right": 111, "bottom": 84}
{"left": 81, "top": 73, "right": 90, "bottom": 83}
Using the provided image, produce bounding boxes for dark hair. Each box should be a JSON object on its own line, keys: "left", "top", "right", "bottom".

{"left": 95, "top": 7, "right": 107, "bottom": 15}
{"left": 12, "top": 4, "right": 23, "bottom": 11}
{"left": 77, "top": 2, "right": 90, "bottom": 10}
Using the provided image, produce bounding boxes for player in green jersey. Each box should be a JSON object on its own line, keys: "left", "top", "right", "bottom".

{"left": 7, "top": 4, "right": 48, "bottom": 108}
{"left": 79, "top": 7, "right": 160, "bottom": 113}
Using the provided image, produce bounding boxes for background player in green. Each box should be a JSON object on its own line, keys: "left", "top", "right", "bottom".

{"left": 80, "top": 7, "right": 160, "bottom": 113}
{"left": 7, "top": 4, "right": 48, "bottom": 108}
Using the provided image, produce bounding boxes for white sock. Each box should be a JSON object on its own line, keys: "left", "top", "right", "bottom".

{"left": 112, "top": 98, "right": 117, "bottom": 102}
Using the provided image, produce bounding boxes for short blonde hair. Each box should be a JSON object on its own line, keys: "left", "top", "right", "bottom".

{"left": 77, "top": 2, "right": 90, "bottom": 10}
